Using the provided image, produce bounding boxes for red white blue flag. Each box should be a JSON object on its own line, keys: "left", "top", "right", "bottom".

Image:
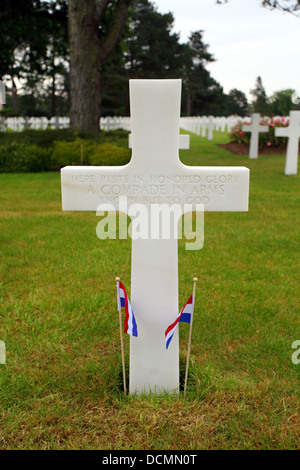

{"left": 165, "top": 295, "right": 194, "bottom": 349}
{"left": 117, "top": 281, "right": 138, "bottom": 337}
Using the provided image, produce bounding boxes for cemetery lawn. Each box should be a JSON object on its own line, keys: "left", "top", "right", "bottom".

{"left": 0, "top": 130, "right": 299, "bottom": 450}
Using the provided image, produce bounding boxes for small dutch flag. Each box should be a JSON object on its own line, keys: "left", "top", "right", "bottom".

{"left": 117, "top": 280, "right": 138, "bottom": 337}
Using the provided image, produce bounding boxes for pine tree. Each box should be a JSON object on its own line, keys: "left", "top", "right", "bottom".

{"left": 250, "top": 76, "right": 270, "bottom": 116}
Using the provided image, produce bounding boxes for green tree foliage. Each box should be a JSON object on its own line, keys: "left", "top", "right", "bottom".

{"left": 0, "top": 1, "right": 49, "bottom": 78}
{"left": 269, "top": 88, "right": 300, "bottom": 114}
{"left": 3, "top": 0, "right": 298, "bottom": 121}
{"left": 125, "top": 0, "right": 184, "bottom": 78}
{"left": 250, "top": 76, "right": 270, "bottom": 115}
{"left": 102, "top": 2, "right": 225, "bottom": 117}
{"left": 226, "top": 88, "right": 249, "bottom": 116}
{"left": 101, "top": 0, "right": 185, "bottom": 115}
{"left": 217, "top": 0, "right": 300, "bottom": 17}
{"left": 101, "top": 47, "right": 130, "bottom": 116}
{"left": 22, "top": 1, "right": 69, "bottom": 117}
{"left": 181, "top": 31, "right": 220, "bottom": 116}
{"left": 0, "top": 0, "right": 69, "bottom": 115}
{"left": 0, "top": 0, "right": 49, "bottom": 111}
{"left": 261, "top": 0, "right": 300, "bottom": 17}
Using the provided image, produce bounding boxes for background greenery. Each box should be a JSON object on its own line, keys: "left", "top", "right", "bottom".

{"left": 0, "top": 129, "right": 131, "bottom": 172}
{"left": 1, "top": 0, "right": 299, "bottom": 120}
{"left": 0, "top": 130, "right": 299, "bottom": 449}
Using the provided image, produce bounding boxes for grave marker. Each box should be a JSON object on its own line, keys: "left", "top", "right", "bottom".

{"left": 207, "top": 116, "right": 214, "bottom": 140}
{"left": 242, "top": 113, "right": 268, "bottom": 159}
{"left": 201, "top": 118, "right": 207, "bottom": 137}
{"left": 0, "top": 341, "right": 6, "bottom": 365}
{"left": 275, "top": 111, "right": 300, "bottom": 175}
{"left": 129, "top": 133, "right": 190, "bottom": 149}
{"left": 0, "top": 80, "right": 5, "bottom": 107}
{"left": 61, "top": 79, "right": 250, "bottom": 395}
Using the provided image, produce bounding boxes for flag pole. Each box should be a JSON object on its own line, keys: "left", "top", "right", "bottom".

{"left": 116, "top": 277, "right": 127, "bottom": 396}
{"left": 184, "top": 277, "right": 198, "bottom": 397}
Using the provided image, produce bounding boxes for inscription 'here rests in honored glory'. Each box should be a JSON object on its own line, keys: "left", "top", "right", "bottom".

{"left": 61, "top": 79, "right": 250, "bottom": 395}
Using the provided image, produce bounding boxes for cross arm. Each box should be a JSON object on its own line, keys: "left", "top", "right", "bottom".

{"left": 178, "top": 164, "right": 249, "bottom": 212}
{"left": 61, "top": 164, "right": 250, "bottom": 212}
{"left": 61, "top": 165, "right": 130, "bottom": 211}
{"left": 242, "top": 123, "right": 268, "bottom": 133}
{"left": 275, "top": 127, "right": 289, "bottom": 137}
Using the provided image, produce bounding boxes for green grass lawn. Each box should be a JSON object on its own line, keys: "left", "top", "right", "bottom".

{"left": 0, "top": 130, "right": 299, "bottom": 450}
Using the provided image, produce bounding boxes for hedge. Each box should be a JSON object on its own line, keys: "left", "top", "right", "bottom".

{"left": 0, "top": 130, "right": 131, "bottom": 172}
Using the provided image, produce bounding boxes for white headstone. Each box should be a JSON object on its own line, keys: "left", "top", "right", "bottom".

{"left": 129, "top": 133, "right": 190, "bottom": 149}
{"left": 0, "top": 80, "right": 5, "bottom": 107}
{"left": 61, "top": 79, "right": 249, "bottom": 395}
{"left": 275, "top": 111, "right": 300, "bottom": 175}
{"left": 207, "top": 116, "right": 214, "bottom": 141}
{"left": 201, "top": 117, "right": 207, "bottom": 137}
{"left": 0, "top": 340, "right": 6, "bottom": 365}
{"left": 242, "top": 113, "right": 268, "bottom": 159}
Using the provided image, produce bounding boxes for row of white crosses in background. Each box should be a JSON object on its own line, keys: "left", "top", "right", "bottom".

{"left": 180, "top": 115, "right": 236, "bottom": 137}
{"left": 180, "top": 116, "right": 214, "bottom": 139}
{"left": 102, "top": 115, "right": 234, "bottom": 135}
{"left": 0, "top": 116, "right": 70, "bottom": 131}
{"left": 0, "top": 116, "right": 130, "bottom": 133}
{"left": 100, "top": 116, "right": 131, "bottom": 132}
{"left": 0, "top": 113, "right": 248, "bottom": 136}
{"left": 102, "top": 115, "right": 240, "bottom": 135}
{"left": 61, "top": 79, "right": 250, "bottom": 395}
{"left": 242, "top": 112, "right": 300, "bottom": 175}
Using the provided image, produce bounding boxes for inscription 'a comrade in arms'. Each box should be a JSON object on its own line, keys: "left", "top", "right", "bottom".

{"left": 70, "top": 172, "right": 243, "bottom": 205}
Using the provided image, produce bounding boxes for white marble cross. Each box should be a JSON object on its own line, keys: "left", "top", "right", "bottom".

{"left": 0, "top": 80, "right": 5, "bottom": 107}
{"left": 128, "top": 133, "right": 190, "bottom": 150}
{"left": 61, "top": 79, "right": 249, "bottom": 395}
{"left": 242, "top": 113, "right": 268, "bottom": 159}
{"left": 207, "top": 116, "right": 214, "bottom": 141}
{"left": 0, "top": 340, "right": 6, "bottom": 365}
{"left": 201, "top": 117, "right": 207, "bottom": 137}
{"left": 275, "top": 111, "right": 300, "bottom": 175}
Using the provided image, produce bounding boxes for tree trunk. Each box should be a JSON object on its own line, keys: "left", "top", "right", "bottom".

{"left": 68, "top": 0, "right": 131, "bottom": 135}
{"left": 69, "top": 0, "right": 102, "bottom": 134}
